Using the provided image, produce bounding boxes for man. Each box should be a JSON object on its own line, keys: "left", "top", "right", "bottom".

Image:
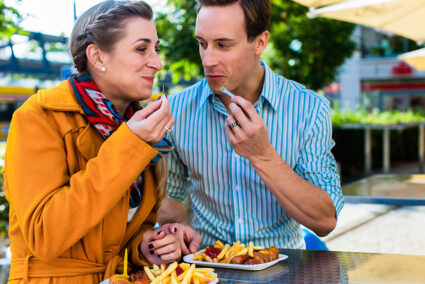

{"left": 158, "top": 0, "right": 343, "bottom": 254}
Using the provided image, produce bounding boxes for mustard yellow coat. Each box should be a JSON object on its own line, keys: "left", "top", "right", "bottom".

{"left": 4, "top": 81, "right": 162, "bottom": 283}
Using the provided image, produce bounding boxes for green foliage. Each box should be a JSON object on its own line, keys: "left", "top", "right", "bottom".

{"left": 0, "top": 0, "right": 22, "bottom": 38}
{"left": 155, "top": 1, "right": 202, "bottom": 83}
{"left": 331, "top": 109, "right": 425, "bottom": 126}
{"left": 155, "top": 0, "right": 356, "bottom": 90}
{"left": 267, "top": 1, "right": 356, "bottom": 90}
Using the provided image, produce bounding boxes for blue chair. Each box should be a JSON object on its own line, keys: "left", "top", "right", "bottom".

{"left": 302, "top": 227, "right": 329, "bottom": 251}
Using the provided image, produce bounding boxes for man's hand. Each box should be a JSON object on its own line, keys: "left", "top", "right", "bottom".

{"left": 224, "top": 96, "right": 274, "bottom": 162}
{"left": 160, "top": 223, "right": 202, "bottom": 255}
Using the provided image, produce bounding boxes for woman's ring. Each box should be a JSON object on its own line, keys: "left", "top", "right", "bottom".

{"left": 229, "top": 121, "right": 239, "bottom": 129}
{"left": 165, "top": 126, "right": 172, "bottom": 135}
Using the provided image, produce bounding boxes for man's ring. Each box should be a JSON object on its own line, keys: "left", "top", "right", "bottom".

{"left": 165, "top": 126, "right": 172, "bottom": 135}
{"left": 229, "top": 121, "right": 239, "bottom": 129}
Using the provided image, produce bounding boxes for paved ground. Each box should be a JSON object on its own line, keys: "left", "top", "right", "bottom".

{"left": 321, "top": 204, "right": 425, "bottom": 255}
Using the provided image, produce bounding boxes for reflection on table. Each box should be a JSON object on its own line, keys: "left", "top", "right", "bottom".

{"left": 342, "top": 174, "right": 425, "bottom": 205}
{"left": 1, "top": 248, "right": 424, "bottom": 283}
{"left": 216, "top": 248, "right": 425, "bottom": 283}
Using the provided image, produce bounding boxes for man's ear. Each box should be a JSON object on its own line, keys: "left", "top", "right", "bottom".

{"left": 86, "top": 43, "right": 107, "bottom": 71}
{"left": 254, "top": 30, "right": 269, "bottom": 56}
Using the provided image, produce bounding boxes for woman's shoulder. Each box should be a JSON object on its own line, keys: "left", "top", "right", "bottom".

{"left": 18, "top": 81, "right": 78, "bottom": 114}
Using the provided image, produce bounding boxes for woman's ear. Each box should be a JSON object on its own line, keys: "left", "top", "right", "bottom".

{"left": 86, "top": 43, "right": 107, "bottom": 72}
{"left": 254, "top": 30, "right": 269, "bottom": 56}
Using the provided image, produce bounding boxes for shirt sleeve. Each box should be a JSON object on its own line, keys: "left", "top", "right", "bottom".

{"left": 166, "top": 143, "right": 190, "bottom": 203}
{"left": 294, "top": 98, "right": 344, "bottom": 217}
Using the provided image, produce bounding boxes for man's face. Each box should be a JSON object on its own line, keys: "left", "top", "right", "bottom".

{"left": 195, "top": 2, "right": 258, "bottom": 94}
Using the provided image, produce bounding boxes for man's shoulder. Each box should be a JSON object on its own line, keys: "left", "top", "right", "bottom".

{"left": 274, "top": 74, "right": 330, "bottom": 110}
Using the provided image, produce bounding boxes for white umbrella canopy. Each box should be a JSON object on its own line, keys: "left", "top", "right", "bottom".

{"left": 399, "top": 48, "right": 425, "bottom": 71}
{"left": 293, "top": 0, "right": 344, "bottom": 7}
{"left": 307, "top": 0, "right": 425, "bottom": 42}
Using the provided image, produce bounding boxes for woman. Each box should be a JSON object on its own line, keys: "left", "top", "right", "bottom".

{"left": 3, "top": 1, "right": 180, "bottom": 283}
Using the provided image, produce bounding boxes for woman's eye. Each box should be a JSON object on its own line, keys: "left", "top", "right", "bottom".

{"left": 137, "top": 48, "right": 147, "bottom": 52}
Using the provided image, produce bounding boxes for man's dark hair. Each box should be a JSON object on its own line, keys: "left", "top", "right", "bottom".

{"left": 197, "top": 0, "right": 270, "bottom": 42}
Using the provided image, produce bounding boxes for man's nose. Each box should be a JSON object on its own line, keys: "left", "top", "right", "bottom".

{"left": 202, "top": 47, "right": 218, "bottom": 68}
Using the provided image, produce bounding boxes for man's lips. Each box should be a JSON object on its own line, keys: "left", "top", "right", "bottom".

{"left": 206, "top": 74, "right": 224, "bottom": 81}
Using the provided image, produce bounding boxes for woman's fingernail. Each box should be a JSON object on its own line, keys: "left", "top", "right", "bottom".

{"left": 156, "top": 96, "right": 162, "bottom": 101}
{"left": 173, "top": 227, "right": 177, "bottom": 232}
{"left": 157, "top": 231, "right": 162, "bottom": 236}
{"left": 150, "top": 250, "right": 154, "bottom": 255}
{"left": 148, "top": 244, "right": 154, "bottom": 249}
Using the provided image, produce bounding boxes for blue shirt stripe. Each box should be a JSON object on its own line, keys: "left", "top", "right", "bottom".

{"left": 167, "top": 61, "right": 343, "bottom": 248}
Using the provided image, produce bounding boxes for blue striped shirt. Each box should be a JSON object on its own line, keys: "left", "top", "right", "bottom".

{"left": 167, "top": 60, "right": 344, "bottom": 249}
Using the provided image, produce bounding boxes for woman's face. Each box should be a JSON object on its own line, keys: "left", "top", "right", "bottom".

{"left": 99, "top": 17, "right": 162, "bottom": 104}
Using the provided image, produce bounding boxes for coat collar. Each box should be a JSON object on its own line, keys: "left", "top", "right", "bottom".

{"left": 39, "top": 80, "right": 84, "bottom": 113}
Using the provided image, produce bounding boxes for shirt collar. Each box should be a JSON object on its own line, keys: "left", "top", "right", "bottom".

{"left": 199, "top": 80, "right": 214, "bottom": 107}
{"left": 259, "top": 60, "right": 279, "bottom": 112}
{"left": 199, "top": 60, "right": 279, "bottom": 111}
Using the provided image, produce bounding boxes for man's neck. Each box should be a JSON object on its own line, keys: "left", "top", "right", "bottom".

{"left": 234, "top": 63, "right": 265, "bottom": 104}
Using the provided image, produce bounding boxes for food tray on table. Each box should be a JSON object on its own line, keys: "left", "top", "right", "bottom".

{"left": 183, "top": 251, "right": 288, "bottom": 271}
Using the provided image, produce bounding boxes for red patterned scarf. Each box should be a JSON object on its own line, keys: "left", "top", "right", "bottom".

{"left": 68, "top": 73, "right": 173, "bottom": 208}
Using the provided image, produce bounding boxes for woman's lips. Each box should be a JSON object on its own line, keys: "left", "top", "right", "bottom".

{"left": 142, "top": 76, "right": 155, "bottom": 84}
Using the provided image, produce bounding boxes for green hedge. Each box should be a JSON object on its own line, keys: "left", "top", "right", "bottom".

{"left": 331, "top": 109, "right": 425, "bottom": 126}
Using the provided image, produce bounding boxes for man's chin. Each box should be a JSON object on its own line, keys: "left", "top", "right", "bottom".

{"left": 205, "top": 80, "right": 222, "bottom": 94}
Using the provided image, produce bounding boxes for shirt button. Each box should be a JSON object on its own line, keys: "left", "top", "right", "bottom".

{"left": 235, "top": 185, "right": 240, "bottom": 191}
{"left": 237, "top": 218, "right": 243, "bottom": 224}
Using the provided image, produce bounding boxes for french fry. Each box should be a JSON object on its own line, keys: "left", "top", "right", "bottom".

{"left": 176, "top": 270, "right": 187, "bottom": 282}
{"left": 248, "top": 241, "right": 254, "bottom": 257}
{"left": 217, "top": 244, "right": 230, "bottom": 260}
{"left": 204, "top": 255, "right": 214, "bottom": 263}
{"left": 192, "top": 253, "right": 204, "bottom": 261}
{"left": 253, "top": 245, "right": 265, "bottom": 250}
{"left": 143, "top": 266, "right": 156, "bottom": 282}
{"left": 234, "top": 247, "right": 249, "bottom": 257}
{"left": 152, "top": 262, "right": 178, "bottom": 284}
{"left": 181, "top": 264, "right": 195, "bottom": 284}
{"left": 213, "top": 240, "right": 224, "bottom": 249}
{"left": 194, "top": 268, "right": 214, "bottom": 273}
{"left": 180, "top": 263, "right": 190, "bottom": 270}
{"left": 171, "top": 276, "right": 179, "bottom": 284}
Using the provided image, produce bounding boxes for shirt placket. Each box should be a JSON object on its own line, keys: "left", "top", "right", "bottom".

{"left": 231, "top": 101, "right": 264, "bottom": 243}
{"left": 230, "top": 151, "right": 244, "bottom": 243}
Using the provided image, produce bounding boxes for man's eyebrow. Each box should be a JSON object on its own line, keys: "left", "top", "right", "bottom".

{"left": 195, "top": 35, "right": 235, "bottom": 42}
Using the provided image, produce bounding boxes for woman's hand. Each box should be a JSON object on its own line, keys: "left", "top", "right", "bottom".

{"left": 160, "top": 223, "right": 202, "bottom": 255}
{"left": 127, "top": 96, "right": 175, "bottom": 144}
{"left": 140, "top": 228, "right": 181, "bottom": 265}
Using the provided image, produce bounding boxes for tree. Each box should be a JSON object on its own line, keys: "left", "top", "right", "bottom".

{"left": 0, "top": 0, "right": 22, "bottom": 38}
{"left": 155, "top": 0, "right": 356, "bottom": 90}
{"left": 0, "top": 0, "right": 21, "bottom": 225}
